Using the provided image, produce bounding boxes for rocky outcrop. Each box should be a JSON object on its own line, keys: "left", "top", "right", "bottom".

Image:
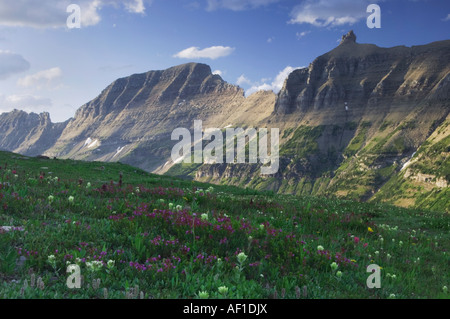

{"left": 404, "top": 170, "right": 448, "bottom": 188}
{"left": 0, "top": 110, "right": 67, "bottom": 156}
{"left": 274, "top": 33, "right": 450, "bottom": 124}
{"left": 340, "top": 30, "right": 357, "bottom": 44}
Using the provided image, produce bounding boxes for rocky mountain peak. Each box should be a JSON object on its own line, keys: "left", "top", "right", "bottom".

{"left": 340, "top": 30, "right": 357, "bottom": 45}
{"left": 170, "top": 62, "right": 212, "bottom": 77}
{"left": 275, "top": 35, "right": 450, "bottom": 117}
{"left": 0, "top": 35, "right": 448, "bottom": 212}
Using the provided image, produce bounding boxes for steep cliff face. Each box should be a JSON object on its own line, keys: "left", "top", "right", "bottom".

{"left": 274, "top": 31, "right": 450, "bottom": 121}
{"left": 0, "top": 110, "right": 67, "bottom": 156}
{"left": 0, "top": 33, "right": 448, "bottom": 211}
{"left": 372, "top": 113, "right": 450, "bottom": 212}
{"left": 44, "top": 62, "right": 275, "bottom": 172}
{"left": 191, "top": 32, "right": 449, "bottom": 211}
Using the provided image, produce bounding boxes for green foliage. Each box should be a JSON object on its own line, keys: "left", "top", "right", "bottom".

{"left": 405, "top": 133, "right": 450, "bottom": 182}
{"left": 344, "top": 122, "right": 358, "bottom": 131}
{"left": 0, "top": 150, "right": 449, "bottom": 299}
{"left": 344, "top": 126, "right": 369, "bottom": 157}
{"left": 398, "top": 120, "right": 417, "bottom": 131}
{"left": 282, "top": 128, "right": 294, "bottom": 139}
{"left": 369, "top": 120, "right": 415, "bottom": 155}
{"left": 280, "top": 126, "right": 324, "bottom": 158}
{"left": 383, "top": 136, "right": 411, "bottom": 154}
{"left": 429, "top": 135, "right": 450, "bottom": 154}
{"left": 379, "top": 121, "right": 391, "bottom": 132}
{"left": 165, "top": 163, "right": 202, "bottom": 179}
{"left": 0, "top": 246, "right": 17, "bottom": 274}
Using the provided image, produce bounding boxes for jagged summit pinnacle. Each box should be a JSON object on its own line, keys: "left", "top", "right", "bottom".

{"left": 340, "top": 30, "right": 357, "bottom": 45}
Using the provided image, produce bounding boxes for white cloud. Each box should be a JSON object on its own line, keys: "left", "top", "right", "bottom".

{"left": 0, "top": 0, "right": 151, "bottom": 28}
{"left": 289, "top": 0, "right": 373, "bottom": 27}
{"left": 267, "top": 37, "right": 275, "bottom": 43}
{"left": 0, "top": 94, "right": 52, "bottom": 111}
{"left": 206, "top": 0, "right": 280, "bottom": 11}
{"left": 443, "top": 14, "right": 450, "bottom": 21}
{"left": 17, "top": 67, "right": 63, "bottom": 89}
{"left": 0, "top": 50, "right": 30, "bottom": 80}
{"left": 244, "top": 66, "right": 302, "bottom": 96}
{"left": 79, "top": 0, "right": 102, "bottom": 27}
{"left": 236, "top": 74, "right": 252, "bottom": 86}
{"left": 296, "top": 31, "right": 310, "bottom": 39}
{"left": 173, "top": 46, "right": 235, "bottom": 60}
{"left": 124, "top": 0, "right": 146, "bottom": 14}
{"left": 212, "top": 70, "right": 223, "bottom": 76}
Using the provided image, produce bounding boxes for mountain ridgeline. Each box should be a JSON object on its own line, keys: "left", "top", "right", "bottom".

{"left": 1, "top": 31, "right": 448, "bottom": 212}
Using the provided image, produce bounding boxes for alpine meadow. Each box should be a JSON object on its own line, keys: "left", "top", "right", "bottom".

{"left": 0, "top": 0, "right": 449, "bottom": 303}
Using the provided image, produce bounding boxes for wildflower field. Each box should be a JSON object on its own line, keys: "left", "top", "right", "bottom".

{"left": 0, "top": 151, "right": 448, "bottom": 299}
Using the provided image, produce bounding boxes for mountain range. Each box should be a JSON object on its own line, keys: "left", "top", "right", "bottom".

{"left": 1, "top": 31, "right": 448, "bottom": 212}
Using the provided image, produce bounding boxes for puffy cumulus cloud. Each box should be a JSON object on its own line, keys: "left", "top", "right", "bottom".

{"left": 0, "top": 50, "right": 30, "bottom": 80}
{"left": 244, "top": 66, "right": 303, "bottom": 96}
{"left": 123, "top": 0, "right": 147, "bottom": 13}
{"left": 289, "top": 0, "right": 373, "bottom": 27}
{"left": 0, "top": 0, "right": 151, "bottom": 28}
{"left": 212, "top": 70, "right": 223, "bottom": 76}
{"left": 236, "top": 74, "right": 252, "bottom": 86}
{"left": 173, "top": 46, "right": 235, "bottom": 60}
{"left": 17, "top": 67, "right": 63, "bottom": 89}
{"left": 206, "top": 0, "right": 280, "bottom": 11}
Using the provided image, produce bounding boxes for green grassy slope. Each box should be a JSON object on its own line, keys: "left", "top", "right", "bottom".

{"left": 372, "top": 118, "right": 450, "bottom": 212}
{"left": 0, "top": 151, "right": 448, "bottom": 299}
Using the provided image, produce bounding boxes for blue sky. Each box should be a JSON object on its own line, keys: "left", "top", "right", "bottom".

{"left": 0, "top": 0, "right": 449, "bottom": 122}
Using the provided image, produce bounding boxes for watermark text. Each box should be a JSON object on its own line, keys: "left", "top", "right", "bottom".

{"left": 171, "top": 121, "right": 279, "bottom": 175}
